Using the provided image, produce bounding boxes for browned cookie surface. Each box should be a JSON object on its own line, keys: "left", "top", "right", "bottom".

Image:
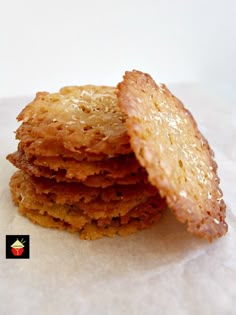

{"left": 118, "top": 70, "right": 227, "bottom": 240}
{"left": 33, "top": 153, "right": 142, "bottom": 180}
{"left": 18, "top": 140, "right": 112, "bottom": 162}
{"left": 27, "top": 173, "right": 155, "bottom": 204}
{"left": 16, "top": 85, "right": 131, "bottom": 156}
{"left": 8, "top": 150, "right": 143, "bottom": 181}
{"left": 18, "top": 200, "right": 164, "bottom": 240}
{"left": 10, "top": 171, "right": 166, "bottom": 240}
{"left": 10, "top": 170, "right": 164, "bottom": 220}
{"left": 7, "top": 151, "right": 147, "bottom": 187}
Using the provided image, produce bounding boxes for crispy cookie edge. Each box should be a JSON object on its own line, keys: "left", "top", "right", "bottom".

{"left": 117, "top": 70, "right": 227, "bottom": 241}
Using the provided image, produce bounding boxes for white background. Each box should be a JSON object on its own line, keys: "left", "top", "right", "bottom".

{"left": 0, "top": 0, "right": 236, "bottom": 98}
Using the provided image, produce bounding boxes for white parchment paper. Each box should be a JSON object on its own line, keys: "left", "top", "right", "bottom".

{"left": 0, "top": 85, "right": 235, "bottom": 315}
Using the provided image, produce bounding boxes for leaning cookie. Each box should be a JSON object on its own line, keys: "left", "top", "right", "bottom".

{"left": 118, "top": 70, "right": 227, "bottom": 241}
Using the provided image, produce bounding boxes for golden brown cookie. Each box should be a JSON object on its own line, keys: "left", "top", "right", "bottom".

{"left": 18, "top": 199, "right": 164, "bottom": 240}
{"left": 8, "top": 150, "right": 143, "bottom": 181}
{"left": 10, "top": 171, "right": 166, "bottom": 240}
{"left": 16, "top": 85, "right": 131, "bottom": 156}
{"left": 7, "top": 151, "right": 147, "bottom": 187}
{"left": 33, "top": 153, "right": 142, "bottom": 180}
{"left": 18, "top": 140, "right": 112, "bottom": 162}
{"left": 10, "top": 170, "right": 163, "bottom": 220}
{"left": 24, "top": 171, "right": 156, "bottom": 204}
{"left": 118, "top": 70, "right": 227, "bottom": 240}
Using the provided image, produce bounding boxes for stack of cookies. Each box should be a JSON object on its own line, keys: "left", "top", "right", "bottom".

{"left": 7, "top": 70, "right": 228, "bottom": 241}
{"left": 7, "top": 85, "right": 166, "bottom": 239}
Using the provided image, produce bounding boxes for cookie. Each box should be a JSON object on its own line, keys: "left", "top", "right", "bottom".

{"left": 10, "top": 171, "right": 166, "bottom": 240}
{"left": 118, "top": 70, "right": 227, "bottom": 240}
{"left": 7, "top": 151, "right": 147, "bottom": 187}
{"left": 18, "top": 199, "right": 164, "bottom": 240}
{"left": 18, "top": 141, "right": 111, "bottom": 162}
{"left": 10, "top": 170, "right": 163, "bottom": 220}
{"left": 22, "top": 171, "right": 156, "bottom": 204}
{"left": 16, "top": 85, "right": 132, "bottom": 156}
{"left": 8, "top": 150, "right": 143, "bottom": 181}
{"left": 33, "top": 153, "right": 142, "bottom": 180}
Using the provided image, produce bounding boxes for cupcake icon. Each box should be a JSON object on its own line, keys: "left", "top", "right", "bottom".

{"left": 11, "top": 238, "right": 25, "bottom": 256}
